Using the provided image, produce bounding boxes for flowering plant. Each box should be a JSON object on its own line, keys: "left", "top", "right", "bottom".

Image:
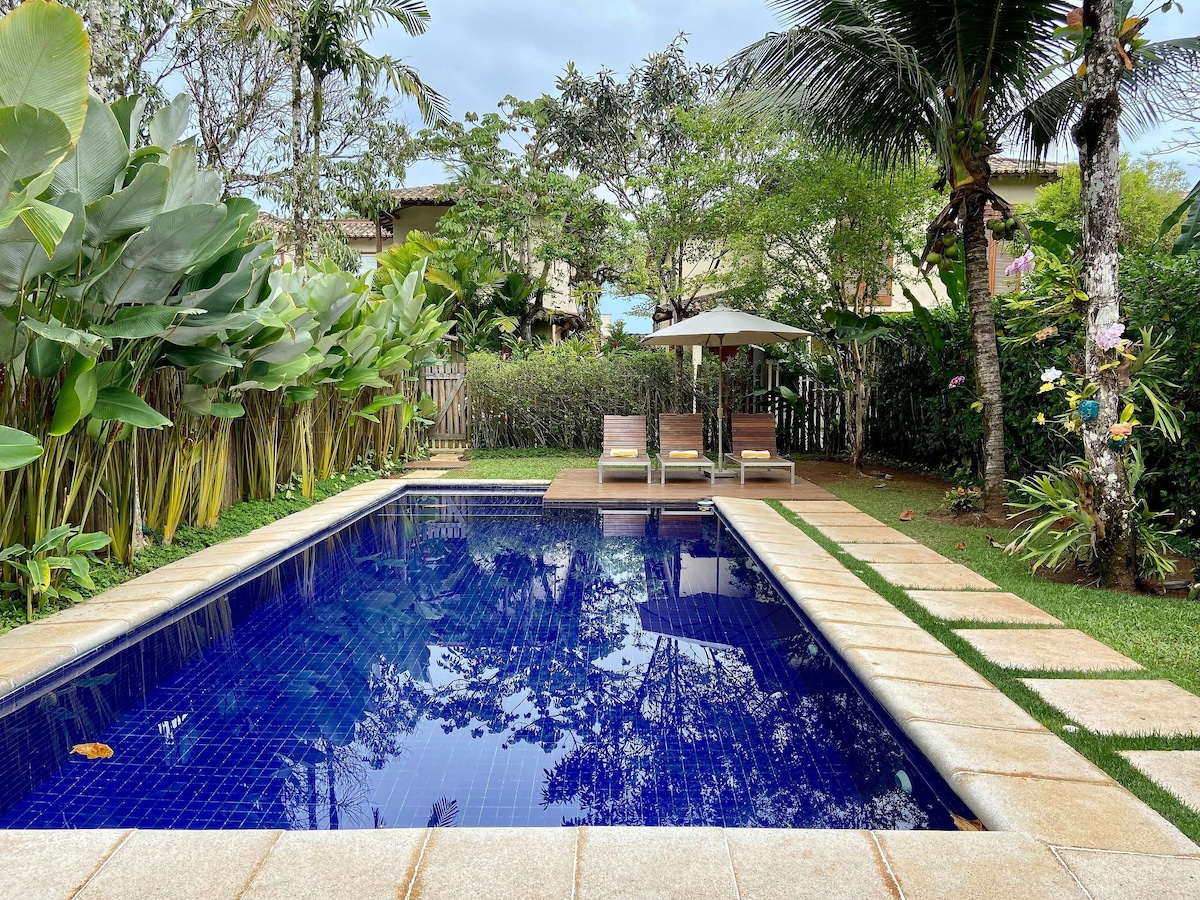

{"left": 948, "top": 375, "right": 966, "bottom": 389}
{"left": 1005, "top": 249, "right": 1035, "bottom": 277}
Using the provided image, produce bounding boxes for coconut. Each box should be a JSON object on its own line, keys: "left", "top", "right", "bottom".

{"left": 926, "top": 251, "right": 942, "bottom": 264}
{"left": 944, "top": 245, "right": 960, "bottom": 261}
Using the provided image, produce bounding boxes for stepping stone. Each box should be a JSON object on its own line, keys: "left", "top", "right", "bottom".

{"left": 797, "top": 512, "right": 885, "bottom": 528}
{"left": 783, "top": 500, "right": 860, "bottom": 515}
{"left": 1057, "top": 848, "right": 1200, "bottom": 900}
{"left": 955, "top": 628, "right": 1143, "bottom": 672}
{"left": 1022, "top": 679, "right": 1200, "bottom": 737}
{"left": 400, "top": 469, "right": 448, "bottom": 478}
{"left": 870, "top": 563, "right": 997, "bottom": 591}
{"left": 1120, "top": 750, "right": 1200, "bottom": 814}
{"left": 817, "top": 525, "right": 917, "bottom": 544}
{"left": 906, "top": 590, "right": 1062, "bottom": 625}
{"left": 843, "top": 543, "right": 948, "bottom": 565}
{"left": 869, "top": 678, "right": 1046, "bottom": 732}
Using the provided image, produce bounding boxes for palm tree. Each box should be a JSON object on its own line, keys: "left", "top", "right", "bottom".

{"left": 729, "top": 0, "right": 1197, "bottom": 550}
{"left": 728, "top": 0, "right": 1084, "bottom": 520}
{"left": 298, "top": 0, "right": 450, "bottom": 242}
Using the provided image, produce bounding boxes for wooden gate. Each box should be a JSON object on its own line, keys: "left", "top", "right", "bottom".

{"left": 422, "top": 363, "right": 468, "bottom": 447}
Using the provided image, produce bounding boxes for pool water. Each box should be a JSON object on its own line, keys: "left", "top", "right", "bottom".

{"left": 0, "top": 493, "right": 958, "bottom": 830}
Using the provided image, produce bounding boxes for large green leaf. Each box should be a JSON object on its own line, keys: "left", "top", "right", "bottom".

{"left": 51, "top": 95, "right": 131, "bottom": 204}
{"left": 22, "top": 317, "right": 104, "bottom": 357}
{"left": 1171, "top": 181, "right": 1200, "bottom": 256}
{"left": 163, "top": 144, "right": 222, "bottom": 210}
{"left": 84, "top": 162, "right": 169, "bottom": 245}
{"left": 15, "top": 196, "right": 73, "bottom": 256}
{"left": 90, "top": 386, "right": 171, "bottom": 429}
{"left": 0, "top": 103, "right": 71, "bottom": 189}
{"left": 148, "top": 94, "right": 190, "bottom": 150}
{"left": 91, "top": 305, "right": 202, "bottom": 340}
{"left": 49, "top": 350, "right": 97, "bottom": 435}
{"left": 93, "top": 203, "right": 234, "bottom": 305}
{"left": 24, "top": 335, "right": 62, "bottom": 377}
{"left": 0, "top": 1, "right": 89, "bottom": 145}
{"left": 0, "top": 190, "right": 84, "bottom": 290}
{"left": 0, "top": 424, "right": 42, "bottom": 471}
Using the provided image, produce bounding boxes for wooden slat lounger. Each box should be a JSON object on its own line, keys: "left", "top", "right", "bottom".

{"left": 725, "top": 413, "right": 795, "bottom": 484}
{"left": 656, "top": 414, "right": 715, "bottom": 485}
{"left": 598, "top": 415, "right": 653, "bottom": 484}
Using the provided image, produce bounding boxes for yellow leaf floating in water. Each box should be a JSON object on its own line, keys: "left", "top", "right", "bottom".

{"left": 951, "top": 813, "right": 986, "bottom": 832}
{"left": 71, "top": 742, "right": 113, "bottom": 760}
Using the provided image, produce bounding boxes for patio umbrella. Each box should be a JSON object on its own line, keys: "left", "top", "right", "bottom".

{"left": 641, "top": 306, "right": 811, "bottom": 472}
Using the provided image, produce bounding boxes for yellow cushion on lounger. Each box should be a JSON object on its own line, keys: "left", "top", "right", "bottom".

{"left": 741, "top": 449, "right": 771, "bottom": 459}
{"left": 609, "top": 448, "right": 639, "bottom": 458}
{"left": 668, "top": 450, "right": 699, "bottom": 459}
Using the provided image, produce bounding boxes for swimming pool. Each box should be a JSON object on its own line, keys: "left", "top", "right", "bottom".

{"left": 0, "top": 492, "right": 960, "bottom": 830}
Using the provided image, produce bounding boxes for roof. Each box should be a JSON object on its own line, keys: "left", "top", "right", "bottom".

{"left": 389, "top": 184, "right": 456, "bottom": 206}
{"left": 990, "top": 157, "right": 1063, "bottom": 178}
{"left": 337, "top": 218, "right": 392, "bottom": 240}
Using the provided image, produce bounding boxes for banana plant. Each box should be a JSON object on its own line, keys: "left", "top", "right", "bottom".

{"left": 0, "top": 524, "right": 110, "bottom": 622}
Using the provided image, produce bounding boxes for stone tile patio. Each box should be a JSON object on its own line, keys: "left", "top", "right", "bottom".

{"left": 955, "top": 628, "right": 1145, "bottom": 672}
{"left": 905, "top": 589, "right": 1063, "bottom": 624}
{"left": 1022, "top": 679, "right": 1200, "bottom": 737}
{"left": 1121, "top": 751, "right": 1200, "bottom": 814}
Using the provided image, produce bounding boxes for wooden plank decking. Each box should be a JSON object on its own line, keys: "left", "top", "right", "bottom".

{"left": 543, "top": 467, "right": 838, "bottom": 505}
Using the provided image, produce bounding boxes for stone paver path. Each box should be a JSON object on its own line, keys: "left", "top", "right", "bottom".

{"left": 1023, "top": 679, "right": 1200, "bottom": 737}
{"left": 870, "top": 562, "right": 998, "bottom": 591}
{"left": 842, "top": 542, "right": 949, "bottom": 565}
{"left": 1121, "top": 751, "right": 1200, "bottom": 815}
{"left": 955, "top": 628, "right": 1144, "bottom": 672}
{"left": 906, "top": 589, "right": 1062, "bottom": 624}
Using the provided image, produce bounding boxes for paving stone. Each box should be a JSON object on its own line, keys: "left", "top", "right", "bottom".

{"left": 781, "top": 582, "right": 888, "bottom": 606}
{"left": 870, "top": 563, "right": 998, "bottom": 591}
{"left": 0, "top": 618, "right": 131, "bottom": 654}
{"left": 244, "top": 830, "right": 426, "bottom": 900}
{"left": 76, "top": 830, "right": 281, "bottom": 900}
{"left": 409, "top": 828, "right": 574, "bottom": 900}
{"left": 0, "top": 829, "right": 129, "bottom": 900}
{"left": 1056, "top": 849, "right": 1200, "bottom": 900}
{"left": 1120, "top": 751, "right": 1200, "bottom": 814}
{"left": 904, "top": 720, "right": 1110, "bottom": 783}
{"left": 0, "top": 645, "right": 77, "bottom": 691}
{"left": 815, "top": 526, "right": 917, "bottom": 545}
{"left": 819, "top": 621, "right": 953, "bottom": 657}
{"left": 842, "top": 647, "right": 996, "bottom": 690}
{"left": 795, "top": 599, "right": 917, "bottom": 629}
{"left": 950, "top": 773, "right": 1199, "bottom": 854}
{"left": 773, "top": 565, "right": 870, "bottom": 590}
{"left": 794, "top": 512, "right": 886, "bottom": 528}
{"left": 782, "top": 500, "right": 861, "bottom": 515}
{"left": 1022, "top": 679, "right": 1200, "bottom": 737}
{"left": 725, "top": 829, "right": 898, "bottom": 900}
{"left": 876, "top": 831, "right": 1087, "bottom": 899}
{"left": 842, "top": 543, "right": 950, "bottom": 565}
{"left": 869, "top": 678, "right": 1045, "bottom": 732}
{"left": 575, "top": 826, "right": 738, "bottom": 900}
{"left": 955, "top": 628, "right": 1143, "bottom": 672}
{"left": 40, "top": 597, "right": 176, "bottom": 630}
{"left": 906, "top": 590, "right": 1062, "bottom": 625}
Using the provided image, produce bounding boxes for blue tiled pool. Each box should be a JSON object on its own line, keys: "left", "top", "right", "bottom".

{"left": 0, "top": 492, "right": 960, "bottom": 830}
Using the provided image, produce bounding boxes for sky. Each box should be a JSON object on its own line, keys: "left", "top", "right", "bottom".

{"left": 369, "top": 1, "right": 1200, "bottom": 329}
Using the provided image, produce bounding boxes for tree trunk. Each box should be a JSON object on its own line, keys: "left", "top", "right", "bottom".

{"left": 1075, "top": 0, "right": 1136, "bottom": 590}
{"left": 289, "top": 11, "right": 306, "bottom": 265}
{"left": 962, "top": 196, "right": 1007, "bottom": 521}
{"left": 85, "top": 0, "right": 113, "bottom": 99}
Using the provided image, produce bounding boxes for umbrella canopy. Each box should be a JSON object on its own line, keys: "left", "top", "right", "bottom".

{"left": 640, "top": 306, "right": 811, "bottom": 348}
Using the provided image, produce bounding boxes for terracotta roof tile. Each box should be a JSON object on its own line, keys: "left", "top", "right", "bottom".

{"left": 337, "top": 218, "right": 391, "bottom": 240}
{"left": 990, "top": 157, "right": 1063, "bottom": 178}
{"left": 389, "top": 184, "right": 456, "bottom": 205}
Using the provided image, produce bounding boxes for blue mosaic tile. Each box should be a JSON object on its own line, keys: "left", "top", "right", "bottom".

{"left": 0, "top": 495, "right": 955, "bottom": 830}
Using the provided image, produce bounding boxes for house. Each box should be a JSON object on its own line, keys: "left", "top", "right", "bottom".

{"left": 879, "top": 157, "right": 1064, "bottom": 312}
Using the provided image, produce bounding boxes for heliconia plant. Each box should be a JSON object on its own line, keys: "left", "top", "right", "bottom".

{"left": 0, "top": 1, "right": 452, "bottom": 614}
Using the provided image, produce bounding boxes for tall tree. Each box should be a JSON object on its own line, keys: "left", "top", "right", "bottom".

{"left": 728, "top": 0, "right": 1084, "bottom": 521}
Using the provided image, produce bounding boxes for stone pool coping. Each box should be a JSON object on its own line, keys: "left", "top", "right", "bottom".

{"left": 1, "top": 482, "right": 1197, "bottom": 898}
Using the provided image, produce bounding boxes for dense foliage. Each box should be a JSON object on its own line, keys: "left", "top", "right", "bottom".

{"left": 0, "top": 3, "right": 451, "bottom": 619}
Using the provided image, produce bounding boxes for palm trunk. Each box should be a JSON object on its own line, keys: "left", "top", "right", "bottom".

{"left": 1075, "top": 0, "right": 1136, "bottom": 589}
{"left": 289, "top": 10, "right": 306, "bottom": 265}
{"left": 963, "top": 197, "right": 1007, "bottom": 521}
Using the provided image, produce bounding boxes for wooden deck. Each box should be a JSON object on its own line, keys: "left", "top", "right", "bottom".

{"left": 543, "top": 468, "right": 838, "bottom": 505}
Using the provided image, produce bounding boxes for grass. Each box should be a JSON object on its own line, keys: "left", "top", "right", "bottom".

{"left": 768, "top": 480, "right": 1200, "bottom": 844}
{"left": 450, "top": 449, "right": 599, "bottom": 480}
{"left": 0, "top": 470, "right": 378, "bottom": 635}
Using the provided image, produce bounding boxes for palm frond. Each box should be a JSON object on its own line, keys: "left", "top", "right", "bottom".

{"left": 366, "top": 0, "right": 432, "bottom": 36}
{"left": 1119, "top": 38, "right": 1200, "bottom": 138}
{"left": 1001, "top": 74, "right": 1078, "bottom": 159}
{"left": 728, "top": 23, "right": 940, "bottom": 168}
{"left": 381, "top": 58, "right": 451, "bottom": 126}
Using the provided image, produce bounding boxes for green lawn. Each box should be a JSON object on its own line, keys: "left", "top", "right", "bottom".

{"left": 772, "top": 474, "right": 1200, "bottom": 843}
{"left": 449, "top": 449, "right": 599, "bottom": 480}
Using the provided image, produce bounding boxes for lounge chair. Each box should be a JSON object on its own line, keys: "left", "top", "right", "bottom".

{"left": 726, "top": 413, "right": 795, "bottom": 484}
{"left": 656, "top": 414, "right": 715, "bottom": 485}
{"left": 598, "top": 415, "right": 652, "bottom": 484}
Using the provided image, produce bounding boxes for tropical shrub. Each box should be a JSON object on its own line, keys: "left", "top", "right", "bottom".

{"left": 466, "top": 349, "right": 688, "bottom": 449}
{"left": 0, "top": 3, "right": 451, "bottom": 613}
